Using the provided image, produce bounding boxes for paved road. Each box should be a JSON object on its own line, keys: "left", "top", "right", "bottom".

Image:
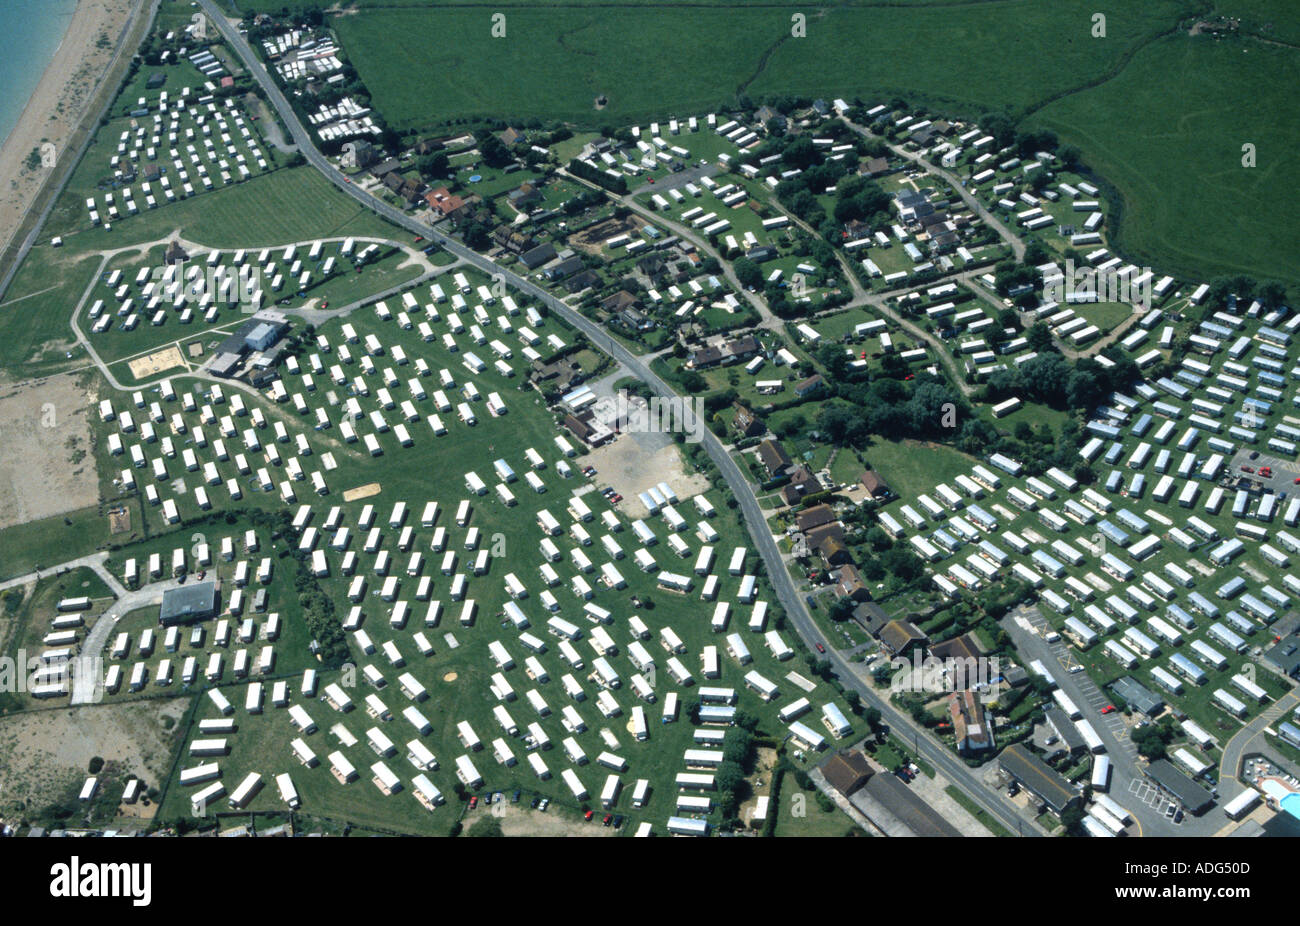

{"left": 1003, "top": 603, "right": 1238, "bottom": 836}
{"left": 841, "top": 119, "right": 1025, "bottom": 263}
{"left": 199, "top": 0, "right": 1044, "bottom": 835}
{"left": 1219, "top": 687, "right": 1300, "bottom": 795}
{"left": 73, "top": 576, "right": 187, "bottom": 704}
{"left": 0, "top": 551, "right": 125, "bottom": 597}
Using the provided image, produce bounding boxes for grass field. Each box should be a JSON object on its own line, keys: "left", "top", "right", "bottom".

{"left": 313, "top": 0, "right": 1296, "bottom": 291}
{"left": 0, "top": 168, "right": 409, "bottom": 381}
{"left": 1027, "top": 35, "right": 1300, "bottom": 291}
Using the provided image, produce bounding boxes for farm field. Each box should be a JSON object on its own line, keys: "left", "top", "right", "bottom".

{"left": 310, "top": 0, "right": 1296, "bottom": 293}
{"left": 1026, "top": 35, "right": 1300, "bottom": 292}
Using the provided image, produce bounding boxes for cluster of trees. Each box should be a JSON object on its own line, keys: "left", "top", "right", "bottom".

{"left": 714, "top": 723, "right": 758, "bottom": 819}
{"left": 566, "top": 158, "right": 628, "bottom": 195}
{"left": 950, "top": 414, "right": 1089, "bottom": 481}
{"left": 985, "top": 351, "right": 1138, "bottom": 414}
{"left": 810, "top": 373, "right": 970, "bottom": 444}
{"left": 414, "top": 151, "right": 450, "bottom": 181}
{"left": 474, "top": 130, "right": 514, "bottom": 169}
{"left": 1131, "top": 716, "right": 1177, "bottom": 760}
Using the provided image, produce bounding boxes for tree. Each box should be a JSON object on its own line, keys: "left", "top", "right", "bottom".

{"left": 864, "top": 707, "right": 884, "bottom": 740}
{"left": 843, "top": 689, "right": 862, "bottom": 715}
{"left": 1058, "top": 145, "right": 1082, "bottom": 170}
{"left": 476, "top": 131, "right": 513, "bottom": 168}
{"left": 828, "top": 598, "right": 856, "bottom": 623}
{"left": 733, "top": 257, "right": 762, "bottom": 290}
{"left": 980, "top": 111, "right": 1017, "bottom": 149}
{"left": 1060, "top": 804, "right": 1087, "bottom": 836}
{"left": 415, "top": 151, "right": 449, "bottom": 180}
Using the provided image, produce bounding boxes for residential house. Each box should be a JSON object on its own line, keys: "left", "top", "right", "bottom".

{"left": 835, "top": 563, "right": 870, "bottom": 599}
{"left": 878, "top": 619, "right": 927, "bottom": 657}
{"left": 821, "top": 751, "right": 873, "bottom": 797}
{"left": 858, "top": 470, "right": 892, "bottom": 500}
{"left": 948, "top": 689, "right": 995, "bottom": 754}
{"left": 755, "top": 439, "right": 794, "bottom": 480}
{"left": 794, "top": 374, "right": 825, "bottom": 398}
{"left": 518, "top": 242, "right": 557, "bottom": 270}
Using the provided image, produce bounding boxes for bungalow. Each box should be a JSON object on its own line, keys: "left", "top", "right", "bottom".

{"left": 878, "top": 619, "right": 927, "bottom": 657}
{"left": 563, "top": 412, "right": 614, "bottom": 447}
{"left": 619, "top": 308, "right": 655, "bottom": 332}
{"left": 780, "top": 466, "right": 822, "bottom": 506}
{"left": 371, "top": 157, "right": 402, "bottom": 179}
{"left": 794, "top": 374, "right": 826, "bottom": 397}
{"left": 998, "top": 744, "right": 1078, "bottom": 816}
{"left": 397, "top": 177, "right": 424, "bottom": 205}
{"left": 508, "top": 182, "right": 542, "bottom": 208}
{"left": 755, "top": 439, "right": 794, "bottom": 480}
{"left": 796, "top": 504, "right": 837, "bottom": 534}
{"left": 836, "top": 563, "right": 870, "bottom": 600}
{"left": 518, "top": 242, "right": 557, "bottom": 270}
{"left": 500, "top": 126, "right": 525, "bottom": 147}
{"left": 808, "top": 523, "right": 848, "bottom": 563}
{"left": 493, "top": 227, "right": 536, "bottom": 255}
{"left": 424, "top": 187, "right": 465, "bottom": 218}
{"left": 949, "top": 689, "right": 995, "bottom": 754}
{"left": 858, "top": 470, "right": 892, "bottom": 500}
{"left": 821, "top": 750, "right": 873, "bottom": 797}
{"left": 862, "top": 156, "right": 891, "bottom": 177}
{"left": 929, "top": 632, "right": 982, "bottom": 666}
{"left": 544, "top": 255, "right": 585, "bottom": 281}
{"left": 853, "top": 602, "right": 892, "bottom": 637}
{"left": 602, "top": 290, "right": 640, "bottom": 315}
{"left": 564, "top": 270, "right": 601, "bottom": 294}
{"left": 754, "top": 105, "right": 787, "bottom": 133}
{"left": 687, "top": 335, "right": 760, "bottom": 370}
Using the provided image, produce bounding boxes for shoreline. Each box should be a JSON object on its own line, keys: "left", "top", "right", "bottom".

{"left": 0, "top": 0, "right": 140, "bottom": 262}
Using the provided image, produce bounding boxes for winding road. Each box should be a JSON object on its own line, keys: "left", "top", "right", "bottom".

{"left": 196, "top": 0, "right": 1044, "bottom": 836}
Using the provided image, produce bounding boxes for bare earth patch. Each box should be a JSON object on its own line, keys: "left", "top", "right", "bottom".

{"left": 0, "top": 699, "right": 187, "bottom": 819}
{"left": 342, "top": 482, "right": 382, "bottom": 502}
{"left": 0, "top": 373, "right": 98, "bottom": 529}
{"left": 466, "top": 802, "right": 615, "bottom": 837}
{"left": 442, "top": 672, "right": 458, "bottom": 683}
{"left": 108, "top": 505, "right": 131, "bottom": 535}
{"left": 127, "top": 345, "right": 185, "bottom": 379}
{"left": 583, "top": 438, "right": 711, "bottom": 519}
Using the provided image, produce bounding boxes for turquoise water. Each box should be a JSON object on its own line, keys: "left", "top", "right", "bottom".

{"left": 0, "top": 0, "right": 80, "bottom": 148}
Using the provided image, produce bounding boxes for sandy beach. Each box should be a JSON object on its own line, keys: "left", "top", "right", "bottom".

{"left": 0, "top": 0, "right": 141, "bottom": 261}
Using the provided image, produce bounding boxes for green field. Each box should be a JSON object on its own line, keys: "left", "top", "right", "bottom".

{"left": 1027, "top": 35, "right": 1300, "bottom": 291}
{"left": 0, "top": 167, "right": 409, "bottom": 380}
{"left": 308, "top": 0, "right": 1296, "bottom": 291}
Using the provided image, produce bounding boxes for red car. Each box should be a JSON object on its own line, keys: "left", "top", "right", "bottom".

{"left": 469, "top": 796, "right": 478, "bottom": 809}
{"left": 1101, "top": 705, "right": 1116, "bottom": 715}
{"left": 1242, "top": 466, "right": 1254, "bottom": 473}
{"left": 611, "top": 494, "right": 623, "bottom": 503}
{"left": 584, "top": 809, "right": 594, "bottom": 821}
{"left": 816, "top": 643, "right": 826, "bottom": 654}
{"left": 647, "top": 177, "right": 655, "bottom": 184}
{"left": 602, "top": 814, "right": 613, "bottom": 826}
{"left": 1260, "top": 466, "right": 1273, "bottom": 477}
